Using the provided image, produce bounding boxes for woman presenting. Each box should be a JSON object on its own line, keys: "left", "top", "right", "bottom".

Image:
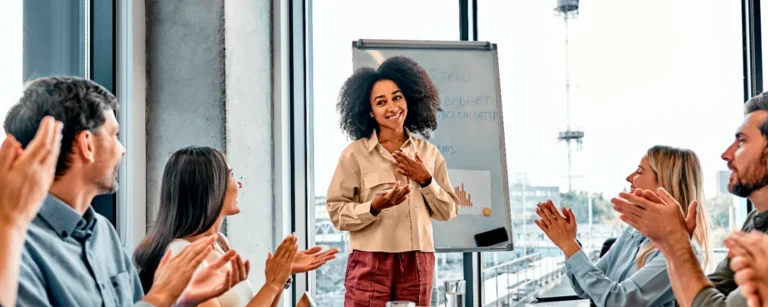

{"left": 327, "top": 56, "right": 461, "bottom": 307}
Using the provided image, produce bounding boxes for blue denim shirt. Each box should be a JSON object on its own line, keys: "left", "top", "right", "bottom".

{"left": 16, "top": 194, "right": 154, "bottom": 307}
{"left": 566, "top": 227, "right": 701, "bottom": 307}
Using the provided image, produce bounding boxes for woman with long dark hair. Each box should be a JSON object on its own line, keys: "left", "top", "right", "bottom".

{"left": 327, "top": 56, "right": 461, "bottom": 306}
{"left": 134, "top": 147, "right": 338, "bottom": 307}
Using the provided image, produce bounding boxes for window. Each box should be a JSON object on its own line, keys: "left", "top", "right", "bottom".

{"left": 0, "top": 1, "right": 23, "bottom": 138}
{"left": 23, "top": 0, "right": 87, "bottom": 81}
{"left": 479, "top": 0, "right": 743, "bottom": 305}
{"left": 17, "top": 0, "right": 115, "bottom": 224}
{"left": 310, "top": 1, "right": 462, "bottom": 305}
{"left": 7, "top": 0, "right": 89, "bottom": 136}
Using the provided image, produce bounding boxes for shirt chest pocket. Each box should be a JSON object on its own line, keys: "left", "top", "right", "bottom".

{"left": 362, "top": 170, "right": 397, "bottom": 203}
{"left": 108, "top": 271, "right": 133, "bottom": 306}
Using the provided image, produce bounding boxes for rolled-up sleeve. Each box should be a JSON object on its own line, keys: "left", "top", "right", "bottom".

{"left": 690, "top": 258, "right": 735, "bottom": 307}
{"left": 326, "top": 155, "right": 379, "bottom": 232}
{"left": 420, "top": 153, "right": 460, "bottom": 221}
{"left": 691, "top": 211, "right": 756, "bottom": 307}
{"left": 565, "top": 249, "right": 674, "bottom": 307}
{"left": 691, "top": 287, "right": 728, "bottom": 307}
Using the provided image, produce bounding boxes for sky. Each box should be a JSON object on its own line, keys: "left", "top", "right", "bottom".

{"left": 0, "top": 1, "right": 23, "bottom": 139}
{"left": 311, "top": 0, "right": 746, "bottom": 201}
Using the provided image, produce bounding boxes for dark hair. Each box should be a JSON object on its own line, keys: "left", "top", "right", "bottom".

{"left": 3, "top": 76, "right": 118, "bottom": 177}
{"left": 746, "top": 91, "right": 768, "bottom": 141}
{"left": 337, "top": 56, "right": 440, "bottom": 140}
{"left": 133, "top": 146, "right": 230, "bottom": 293}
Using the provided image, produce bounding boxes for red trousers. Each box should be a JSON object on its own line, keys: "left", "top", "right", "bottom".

{"left": 344, "top": 250, "right": 435, "bottom": 307}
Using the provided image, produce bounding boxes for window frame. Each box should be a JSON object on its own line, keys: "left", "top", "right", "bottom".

{"left": 91, "top": 0, "right": 118, "bottom": 232}
{"left": 744, "top": 0, "right": 763, "bottom": 214}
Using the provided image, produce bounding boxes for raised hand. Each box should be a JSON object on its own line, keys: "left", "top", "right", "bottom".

{"left": 229, "top": 252, "right": 250, "bottom": 288}
{"left": 534, "top": 200, "right": 580, "bottom": 257}
{"left": 292, "top": 246, "right": 340, "bottom": 274}
{"left": 178, "top": 249, "right": 239, "bottom": 306}
{"left": 633, "top": 189, "right": 699, "bottom": 238}
{"left": 392, "top": 151, "right": 432, "bottom": 187}
{"left": 265, "top": 234, "right": 299, "bottom": 287}
{"left": 145, "top": 235, "right": 218, "bottom": 307}
{"left": 610, "top": 188, "right": 690, "bottom": 245}
{"left": 454, "top": 183, "right": 472, "bottom": 207}
{"left": 726, "top": 231, "right": 768, "bottom": 307}
{"left": 0, "top": 116, "right": 63, "bottom": 227}
{"left": 371, "top": 181, "right": 410, "bottom": 213}
{"left": 0, "top": 117, "right": 62, "bottom": 307}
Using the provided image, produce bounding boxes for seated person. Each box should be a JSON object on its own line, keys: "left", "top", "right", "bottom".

{"left": 535, "top": 145, "right": 711, "bottom": 307}
{"left": 134, "top": 146, "right": 339, "bottom": 307}
{"left": 610, "top": 92, "right": 768, "bottom": 306}
{"left": 6, "top": 77, "right": 234, "bottom": 307}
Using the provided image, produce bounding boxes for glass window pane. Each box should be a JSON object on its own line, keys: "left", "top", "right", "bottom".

{"left": 761, "top": 2, "right": 768, "bottom": 93}
{"left": 479, "top": 0, "right": 743, "bottom": 305}
{"left": 23, "top": 0, "right": 87, "bottom": 81}
{"left": 311, "top": 1, "right": 461, "bottom": 306}
{"left": 7, "top": 0, "right": 88, "bottom": 138}
{"left": 0, "top": 1, "right": 24, "bottom": 139}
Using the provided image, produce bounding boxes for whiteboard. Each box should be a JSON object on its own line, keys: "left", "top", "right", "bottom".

{"left": 352, "top": 39, "right": 513, "bottom": 252}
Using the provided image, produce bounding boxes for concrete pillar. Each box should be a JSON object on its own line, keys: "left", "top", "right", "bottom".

{"left": 145, "top": 0, "right": 273, "bottom": 287}
{"left": 223, "top": 0, "right": 274, "bottom": 287}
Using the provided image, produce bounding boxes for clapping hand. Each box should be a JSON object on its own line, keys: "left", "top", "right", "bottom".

{"left": 370, "top": 181, "right": 410, "bottom": 214}
{"left": 0, "top": 117, "right": 62, "bottom": 307}
{"left": 534, "top": 200, "right": 580, "bottom": 258}
{"left": 292, "top": 246, "right": 339, "bottom": 274}
{"left": 0, "top": 116, "right": 63, "bottom": 228}
{"left": 178, "top": 249, "right": 240, "bottom": 306}
{"left": 611, "top": 188, "right": 698, "bottom": 244}
{"left": 726, "top": 231, "right": 768, "bottom": 307}
{"left": 265, "top": 234, "right": 299, "bottom": 287}
{"left": 392, "top": 151, "right": 432, "bottom": 187}
{"left": 146, "top": 235, "right": 221, "bottom": 307}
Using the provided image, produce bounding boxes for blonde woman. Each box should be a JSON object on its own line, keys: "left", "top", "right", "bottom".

{"left": 534, "top": 145, "right": 712, "bottom": 307}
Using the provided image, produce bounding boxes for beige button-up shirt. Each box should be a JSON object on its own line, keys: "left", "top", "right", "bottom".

{"left": 326, "top": 130, "right": 460, "bottom": 253}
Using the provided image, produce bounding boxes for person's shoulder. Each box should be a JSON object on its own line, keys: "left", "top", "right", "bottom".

{"left": 91, "top": 211, "right": 127, "bottom": 247}
{"left": 167, "top": 238, "right": 192, "bottom": 254}
{"left": 21, "top": 217, "right": 53, "bottom": 266}
{"left": 412, "top": 136, "right": 440, "bottom": 151}
{"left": 339, "top": 138, "right": 369, "bottom": 157}
{"left": 25, "top": 215, "right": 56, "bottom": 240}
{"left": 612, "top": 227, "right": 634, "bottom": 243}
{"left": 217, "top": 232, "right": 233, "bottom": 250}
{"left": 24, "top": 215, "right": 66, "bottom": 254}
{"left": 411, "top": 137, "right": 445, "bottom": 162}
{"left": 335, "top": 139, "right": 372, "bottom": 172}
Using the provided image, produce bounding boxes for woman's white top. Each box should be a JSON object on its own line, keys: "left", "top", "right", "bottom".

{"left": 167, "top": 235, "right": 255, "bottom": 307}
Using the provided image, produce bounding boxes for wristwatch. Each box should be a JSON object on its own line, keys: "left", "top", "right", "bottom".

{"left": 284, "top": 277, "right": 292, "bottom": 289}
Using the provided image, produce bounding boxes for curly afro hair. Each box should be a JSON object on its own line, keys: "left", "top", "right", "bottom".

{"left": 337, "top": 56, "right": 441, "bottom": 140}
